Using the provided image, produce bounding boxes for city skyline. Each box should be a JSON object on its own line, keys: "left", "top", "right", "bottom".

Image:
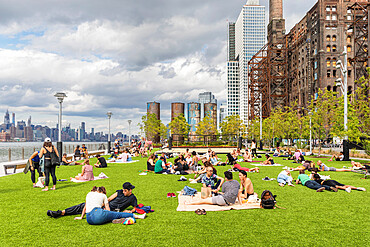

{"left": 0, "top": 1, "right": 318, "bottom": 132}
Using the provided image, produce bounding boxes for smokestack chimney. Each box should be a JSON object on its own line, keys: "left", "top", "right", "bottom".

{"left": 269, "top": 0, "right": 283, "bottom": 23}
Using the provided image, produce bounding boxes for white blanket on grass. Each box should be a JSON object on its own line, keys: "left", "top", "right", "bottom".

{"left": 176, "top": 192, "right": 261, "bottom": 212}
{"left": 250, "top": 163, "right": 282, "bottom": 166}
{"left": 107, "top": 160, "right": 139, "bottom": 164}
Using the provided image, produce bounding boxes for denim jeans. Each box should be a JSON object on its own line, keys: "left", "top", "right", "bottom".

{"left": 86, "top": 207, "right": 134, "bottom": 225}
{"left": 277, "top": 173, "right": 292, "bottom": 184}
{"left": 305, "top": 180, "right": 331, "bottom": 190}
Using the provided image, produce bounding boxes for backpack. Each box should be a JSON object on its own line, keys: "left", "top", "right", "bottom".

{"left": 260, "top": 190, "right": 276, "bottom": 209}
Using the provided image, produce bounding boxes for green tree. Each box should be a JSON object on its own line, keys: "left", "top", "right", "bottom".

{"left": 195, "top": 116, "right": 218, "bottom": 145}
{"left": 220, "top": 115, "right": 246, "bottom": 140}
{"left": 308, "top": 89, "right": 341, "bottom": 154}
{"left": 140, "top": 113, "right": 167, "bottom": 142}
{"left": 168, "top": 114, "right": 190, "bottom": 141}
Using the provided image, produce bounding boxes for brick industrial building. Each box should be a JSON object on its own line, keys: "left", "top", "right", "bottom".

{"left": 246, "top": 0, "right": 369, "bottom": 120}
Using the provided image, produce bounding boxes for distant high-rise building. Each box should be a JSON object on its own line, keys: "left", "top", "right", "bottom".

{"left": 227, "top": 0, "right": 266, "bottom": 124}
{"left": 12, "top": 113, "right": 15, "bottom": 125}
{"left": 198, "top": 92, "right": 217, "bottom": 120}
{"left": 4, "top": 109, "right": 10, "bottom": 125}
{"left": 27, "top": 116, "right": 31, "bottom": 127}
{"left": 219, "top": 103, "right": 227, "bottom": 127}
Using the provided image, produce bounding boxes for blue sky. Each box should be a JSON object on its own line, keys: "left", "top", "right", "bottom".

{"left": 0, "top": 0, "right": 314, "bottom": 134}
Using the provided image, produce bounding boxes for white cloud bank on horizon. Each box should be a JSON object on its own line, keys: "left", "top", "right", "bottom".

{"left": 0, "top": 0, "right": 315, "bottom": 134}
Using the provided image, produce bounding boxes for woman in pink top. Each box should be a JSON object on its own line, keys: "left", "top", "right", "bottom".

{"left": 71, "top": 159, "right": 94, "bottom": 181}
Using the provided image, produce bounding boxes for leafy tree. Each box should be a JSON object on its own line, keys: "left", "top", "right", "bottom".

{"left": 168, "top": 114, "right": 190, "bottom": 142}
{"left": 220, "top": 115, "right": 246, "bottom": 140}
{"left": 308, "top": 89, "right": 341, "bottom": 154}
{"left": 140, "top": 113, "right": 167, "bottom": 142}
{"left": 196, "top": 116, "right": 218, "bottom": 136}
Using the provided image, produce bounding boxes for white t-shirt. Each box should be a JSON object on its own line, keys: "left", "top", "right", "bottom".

{"left": 85, "top": 191, "right": 108, "bottom": 213}
{"left": 186, "top": 157, "right": 192, "bottom": 165}
{"left": 251, "top": 142, "right": 256, "bottom": 149}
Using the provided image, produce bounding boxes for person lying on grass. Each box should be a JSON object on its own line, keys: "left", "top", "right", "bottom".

{"left": 312, "top": 174, "right": 366, "bottom": 193}
{"left": 238, "top": 170, "right": 258, "bottom": 203}
{"left": 328, "top": 152, "right": 344, "bottom": 161}
{"left": 350, "top": 161, "right": 365, "bottom": 169}
{"left": 260, "top": 153, "right": 274, "bottom": 165}
{"left": 186, "top": 171, "right": 239, "bottom": 206}
{"left": 73, "top": 186, "right": 145, "bottom": 225}
{"left": 317, "top": 160, "right": 352, "bottom": 172}
{"left": 291, "top": 160, "right": 315, "bottom": 171}
{"left": 277, "top": 170, "right": 294, "bottom": 187}
{"left": 47, "top": 182, "right": 139, "bottom": 218}
{"left": 296, "top": 170, "right": 338, "bottom": 192}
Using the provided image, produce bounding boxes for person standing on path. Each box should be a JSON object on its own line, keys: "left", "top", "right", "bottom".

{"left": 251, "top": 140, "right": 257, "bottom": 158}
{"left": 39, "top": 138, "right": 59, "bottom": 191}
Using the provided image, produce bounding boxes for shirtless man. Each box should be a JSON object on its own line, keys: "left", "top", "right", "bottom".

{"left": 237, "top": 170, "right": 257, "bottom": 203}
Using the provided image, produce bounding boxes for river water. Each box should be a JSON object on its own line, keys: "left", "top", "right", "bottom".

{"left": 0, "top": 142, "right": 106, "bottom": 162}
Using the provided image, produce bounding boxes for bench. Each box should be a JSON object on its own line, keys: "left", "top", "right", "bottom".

{"left": 3, "top": 160, "right": 27, "bottom": 175}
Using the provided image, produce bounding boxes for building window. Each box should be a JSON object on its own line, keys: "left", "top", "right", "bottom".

{"left": 326, "top": 35, "right": 331, "bottom": 41}
{"left": 348, "top": 70, "right": 352, "bottom": 78}
{"left": 327, "top": 58, "right": 331, "bottom": 67}
{"left": 314, "top": 73, "right": 317, "bottom": 80}
{"left": 326, "top": 6, "right": 331, "bottom": 11}
{"left": 347, "top": 15, "right": 351, "bottom": 20}
{"left": 327, "top": 86, "right": 331, "bottom": 91}
{"left": 332, "top": 59, "right": 336, "bottom": 67}
{"left": 332, "top": 6, "right": 336, "bottom": 12}
{"left": 332, "top": 45, "right": 337, "bottom": 52}
{"left": 332, "top": 35, "right": 336, "bottom": 42}
{"left": 327, "top": 70, "right": 331, "bottom": 78}
{"left": 314, "top": 61, "right": 318, "bottom": 69}
{"left": 333, "top": 70, "right": 337, "bottom": 77}
{"left": 326, "top": 15, "right": 330, "bottom": 20}
{"left": 332, "top": 15, "right": 337, "bottom": 20}
{"left": 347, "top": 46, "right": 352, "bottom": 52}
{"left": 347, "top": 36, "right": 352, "bottom": 43}
{"left": 327, "top": 46, "right": 331, "bottom": 52}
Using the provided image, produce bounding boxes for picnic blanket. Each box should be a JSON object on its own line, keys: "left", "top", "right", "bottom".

{"left": 176, "top": 192, "right": 260, "bottom": 212}
{"left": 71, "top": 172, "right": 109, "bottom": 183}
{"left": 107, "top": 160, "right": 139, "bottom": 164}
{"left": 250, "top": 163, "right": 282, "bottom": 167}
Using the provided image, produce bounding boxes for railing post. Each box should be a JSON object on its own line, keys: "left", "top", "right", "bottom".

{"left": 22, "top": 147, "right": 24, "bottom": 160}
{"left": 8, "top": 148, "right": 11, "bottom": 161}
{"left": 238, "top": 136, "right": 242, "bottom": 149}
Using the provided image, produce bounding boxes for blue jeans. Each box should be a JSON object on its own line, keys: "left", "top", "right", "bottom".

{"left": 305, "top": 180, "right": 331, "bottom": 191}
{"left": 277, "top": 173, "right": 292, "bottom": 184}
{"left": 86, "top": 207, "right": 134, "bottom": 225}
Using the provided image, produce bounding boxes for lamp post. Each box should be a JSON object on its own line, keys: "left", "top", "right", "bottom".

{"left": 259, "top": 92, "right": 263, "bottom": 150}
{"left": 54, "top": 92, "right": 67, "bottom": 162}
{"left": 336, "top": 46, "right": 350, "bottom": 161}
{"left": 308, "top": 111, "right": 313, "bottom": 155}
{"left": 107, "top": 111, "right": 113, "bottom": 154}
{"left": 128, "top": 120, "right": 132, "bottom": 146}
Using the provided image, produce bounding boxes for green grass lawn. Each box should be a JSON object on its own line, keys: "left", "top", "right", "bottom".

{"left": 0, "top": 153, "right": 369, "bottom": 246}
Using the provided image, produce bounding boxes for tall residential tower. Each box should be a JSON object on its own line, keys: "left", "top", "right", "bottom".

{"left": 227, "top": 0, "right": 266, "bottom": 123}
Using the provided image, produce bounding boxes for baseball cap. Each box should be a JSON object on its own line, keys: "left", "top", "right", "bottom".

{"left": 122, "top": 182, "right": 135, "bottom": 190}
{"left": 44, "top": 138, "right": 51, "bottom": 142}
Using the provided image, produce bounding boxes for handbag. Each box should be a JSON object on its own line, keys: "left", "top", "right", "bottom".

{"left": 50, "top": 147, "right": 59, "bottom": 166}
{"left": 201, "top": 187, "right": 212, "bottom": 199}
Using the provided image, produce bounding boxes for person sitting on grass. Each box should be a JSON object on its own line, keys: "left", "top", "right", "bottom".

{"left": 74, "top": 145, "right": 83, "bottom": 160}
{"left": 277, "top": 170, "right": 294, "bottom": 187}
{"left": 191, "top": 151, "right": 200, "bottom": 172}
{"left": 317, "top": 160, "right": 352, "bottom": 172}
{"left": 261, "top": 153, "right": 274, "bottom": 165}
{"left": 73, "top": 186, "right": 145, "bottom": 225}
{"left": 173, "top": 154, "right": 188, "bottom": 173}
{"left": 186, "top": 171, "right": 239, "bottom": 206}
{"left": 238, "top": 170, "right": 257, "bottom": 202}
{"left": 154, "top": 157, "right": 172, "bottom": 174}
{"left": 94, "top": 154, "right": 107, "bottom": 168}
{"left": 296, "top": 170, "right": 338, "bottom": 192}
{"left": 61, "top": 153, "right": 76, "bottom": 166}
{"left": 243, "top": 149, "right": 253, "bottom": 162}
{"left": 201, "top": 166, "right": 225, "bottom": 193}
{"left": 210, "top": 151, "right": 222, "bottom": 166}
{"left": 312, "top": 174, "right": 366, "bottom": 193}
{"left": 328, "top": 152, "right": 344, "bottom": 161}
{"left": 294, "top": 149, "right": 305, "bottom": 163}
{"left": 47, "top": 182, "right": 139, "bottom": 218}
{"left": 70, "top": 159, "right": 94, "bottom": 181}
{"left": 282, "top": 150, "right": 294, "bottom": 160}
{"left": 146, "top": 154, "right": 156, "bottom": 172}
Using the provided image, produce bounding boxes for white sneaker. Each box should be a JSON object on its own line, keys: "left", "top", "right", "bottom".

{"left": 135, "top": 213, "right": 146, "bottom": 219}
{"left": 190, "top": 180, "right": 197, "bottom": 184}
{"left": 139, "top": 172, "right": 147, "bottom": 175}
{"left": 345, "top": 187, "right": 351, "bottom": 193}
{"left": 357, "top": 187, "right": 366, "bottom": 191}
{"left": 162, "top": 172, "right": 167, "bottom": 175}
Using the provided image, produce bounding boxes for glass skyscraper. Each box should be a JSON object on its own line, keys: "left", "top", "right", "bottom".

{"left": 227, "top": 0, "right": 265, "bottom": 124}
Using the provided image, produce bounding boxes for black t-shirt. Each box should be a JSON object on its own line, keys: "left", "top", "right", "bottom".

{"left": 98, "top": 157, "right": 107, "bottom": 168}
{"left": 109, "top": 190, "right": 138, "bottom": 211}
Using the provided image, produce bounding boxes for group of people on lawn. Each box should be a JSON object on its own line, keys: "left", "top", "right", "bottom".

{"left": 35, "top": 141, "right": 366, "bottom": 226}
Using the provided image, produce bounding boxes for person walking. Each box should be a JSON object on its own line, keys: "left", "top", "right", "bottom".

{"left": 39, "top": 138, "right": 59, "bottom": 191}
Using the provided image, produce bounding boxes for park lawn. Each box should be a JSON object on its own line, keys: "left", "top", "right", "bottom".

{"left": 0, "top": 154, "right": 369, "bottom": 247}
